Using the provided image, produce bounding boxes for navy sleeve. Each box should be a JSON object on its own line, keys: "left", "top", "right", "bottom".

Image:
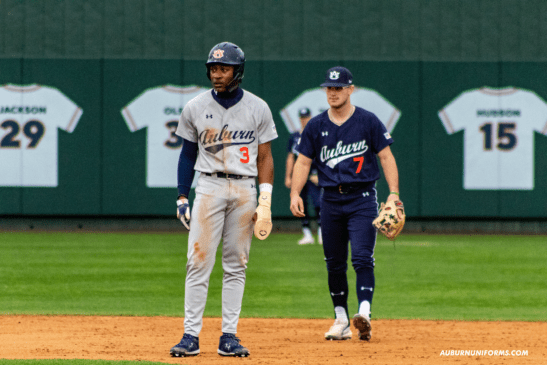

{"left": 295, "top": 122, "right": 316, "bottom": 159}
{"left": 177, "top": 139, "right": 198, "bottom": 197}
{"left": 371, "top": 116, "right": 393, "bottom": 153}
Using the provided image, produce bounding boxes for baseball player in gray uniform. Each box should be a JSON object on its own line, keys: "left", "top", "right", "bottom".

{"left": 170, "top": 42, "right": 277, "bottom": 358}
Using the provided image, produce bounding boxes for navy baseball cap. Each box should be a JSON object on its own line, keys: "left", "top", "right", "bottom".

{"left": 299, "top": 107, "right": 311, "bottom": 118}
{"left": 320, "top": 66, "right": 353, "bottom": 87}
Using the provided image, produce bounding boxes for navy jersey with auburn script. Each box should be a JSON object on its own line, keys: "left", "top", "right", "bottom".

{"left": 296, "top": 106, "right": 393, "bottom": 188}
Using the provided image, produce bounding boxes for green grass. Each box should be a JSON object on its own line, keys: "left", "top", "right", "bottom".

{"left": 374, "top": 235, "right": 547, "bottom": 321}
{"left": 0, "top": 232, "right": 546, "bottom": 321}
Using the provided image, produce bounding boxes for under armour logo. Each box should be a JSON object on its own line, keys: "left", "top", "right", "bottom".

{"left": 330, "top": 291, "right": 345, "bottom": 296}
{"left": 360, "top": 286, "right": 374, "bottom": 292}
{"left": 206, "top": 114, "right": 213, "bottom": 118}
{"left": 329, "top": 71, "right": 340, "bottom": 80}
{"left": 322, "top": 131, "right": 329, "bottom": 136}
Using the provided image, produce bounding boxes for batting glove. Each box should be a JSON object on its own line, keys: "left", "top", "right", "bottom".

{"left": 253, "top": 191, "right": 272, "bottom": 240}
{"left": 176, "top": 197, "right": 191, "bottom": 230}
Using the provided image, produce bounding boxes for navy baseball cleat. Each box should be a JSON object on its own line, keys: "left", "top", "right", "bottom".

{"left": 217, "top": 333, "right": 250, "bottom": 357}
{"left": 170, "top": 333, "right": 200, "bottom": 357}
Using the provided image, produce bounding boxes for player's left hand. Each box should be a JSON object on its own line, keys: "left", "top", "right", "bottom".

{"left": 308, "top": 174, "right": 319, "bottom": 186}
{"left": 289, "top": 194, "right": 305, "bottom": 218}
{"left": 253, "top": 191, "right": 272, "bottom": 240}
{"left": 387, "top": 193, "right": 399, "bottom": 202}
{"left": 373, "top": 199, "right": 405, "bottom": 240}
{"left": 176, "top": 197, "right": 191, "bottom": 230}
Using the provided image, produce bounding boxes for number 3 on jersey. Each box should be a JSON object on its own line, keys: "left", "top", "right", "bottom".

{"left": 240, "top": 147, "right": 250, "bottom": 163}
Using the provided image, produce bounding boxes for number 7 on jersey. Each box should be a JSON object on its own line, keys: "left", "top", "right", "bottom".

{"left": 354, "top": 156, "right": 364, "bottom": 173}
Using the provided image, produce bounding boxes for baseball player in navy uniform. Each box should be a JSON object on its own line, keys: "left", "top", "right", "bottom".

{"left": 170, "top": 42, "right": 277, "bottom": 357}
{"left": 285, "top": 107, "right": 322, "bottom": 245}
{"left": 290, "top": 66, "right": 400, "bottom": 342}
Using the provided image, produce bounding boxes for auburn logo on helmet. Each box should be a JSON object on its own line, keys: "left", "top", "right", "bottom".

{"left": 213, "top": 50, "right": 224, "bottom": 59}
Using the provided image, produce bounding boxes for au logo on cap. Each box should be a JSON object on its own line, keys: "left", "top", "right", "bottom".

{"left": 329, "top": 71, "right": 340, "bottom": 80}
{"left": 213, "top": 50, "right": 224, "bottom": 58}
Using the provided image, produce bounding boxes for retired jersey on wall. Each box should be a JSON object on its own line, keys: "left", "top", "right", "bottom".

{"left": 438, "top": 87, "right": 547, "bottom": 190}
{"left": 121, "top": 85, "right": 208, "bottom": 188}
{"left": 280, "top": 87, "right": 401, "bottom": 134}
{"left": 0, "top": 84, "right": 83, "bottom": 187}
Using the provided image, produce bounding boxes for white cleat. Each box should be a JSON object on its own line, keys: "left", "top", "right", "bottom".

{"left": 324, "top": 319, "right": 352, "bottom": 340}
{"left": 298, "top": 235, "right": 314, "bottom": 245}
{"left": 353, "top": 313, "right": 372, "bottom": 341}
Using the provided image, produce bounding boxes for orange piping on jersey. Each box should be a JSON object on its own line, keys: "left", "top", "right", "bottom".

{"left": 280, "top": 109, "right": 298, "bottom": 133}
{"left": 3, "top": 84, "right": 41, "bottom": 92}
{"left": 542, "top": 120, "right": 547, "bottom": 135}
{"left": 385, "top": 108, "right": 401, "bottom": 132}
{"left": 438, "top": 109, "right": 454, "bottom": 134}
{"left": 66, "top": 108, "right": 83, "bottom": 133}
{"left": 479, "top": 87, "right": 517, "bottom": 96}
{"left": 163, "top": 85, "right": 204, "bottom": 94}
{"left": 122, "top": 108, "right": 139, "bottom": 131}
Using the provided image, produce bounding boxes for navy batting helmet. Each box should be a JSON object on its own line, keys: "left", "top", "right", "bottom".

{"left": 206, "top": 42, "right": 245, "bottom": 91}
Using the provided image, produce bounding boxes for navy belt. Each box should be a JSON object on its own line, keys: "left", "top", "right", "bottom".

{"left": 205, "top": 172, "right": 249, "bottom": 179}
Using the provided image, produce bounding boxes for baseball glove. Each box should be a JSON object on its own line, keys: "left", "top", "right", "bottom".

{"left": 372, "top": 200, "right": 405, "bottom": 240}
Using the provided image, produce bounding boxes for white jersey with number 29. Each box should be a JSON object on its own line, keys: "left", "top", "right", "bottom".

{"left": 0, "top": 84, "right": 82, "bottom": 187}
{"left": 439, "top": 87, "right": 547, "bottom": 190}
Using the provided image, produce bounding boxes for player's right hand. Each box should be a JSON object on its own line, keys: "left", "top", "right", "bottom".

{"left": 289, "top": 194, "right": 305, "bottom": 218}
{"left": 284, "top": 177, "right": 292, "bottom": 189}
{"left": 176, "top": 197, "right": 191, "bottom": 230}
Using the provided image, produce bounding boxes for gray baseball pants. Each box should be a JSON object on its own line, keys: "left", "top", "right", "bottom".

{"left": 184, "top": 173, "right": 256, "bottom": 336}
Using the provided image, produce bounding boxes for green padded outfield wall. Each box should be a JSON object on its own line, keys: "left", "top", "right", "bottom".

{"left": 1, "top": 0, "right": 546, "bottom": 218}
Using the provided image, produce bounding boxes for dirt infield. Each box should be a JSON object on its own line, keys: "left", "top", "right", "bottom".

{"left": 1, "top": 316, "right": 544, "bottom": 364}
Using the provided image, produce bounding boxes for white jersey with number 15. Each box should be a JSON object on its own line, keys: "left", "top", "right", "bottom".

{"left": 438, "top": 87, "right": 547, "bottom": 190}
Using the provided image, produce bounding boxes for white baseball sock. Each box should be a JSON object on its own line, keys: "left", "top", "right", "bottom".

{"left": 359, "top": 301, "right": 371, "bottom": 318}
{"left": 334, "top": 306, "right": 348, "bottom": 323}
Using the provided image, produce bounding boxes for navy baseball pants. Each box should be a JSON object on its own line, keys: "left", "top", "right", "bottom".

{"left": 320, "top": 188, "right": 378, "bottom": 317}
{"left": 301, "top": 181, "right": 322, "bottom": 228}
